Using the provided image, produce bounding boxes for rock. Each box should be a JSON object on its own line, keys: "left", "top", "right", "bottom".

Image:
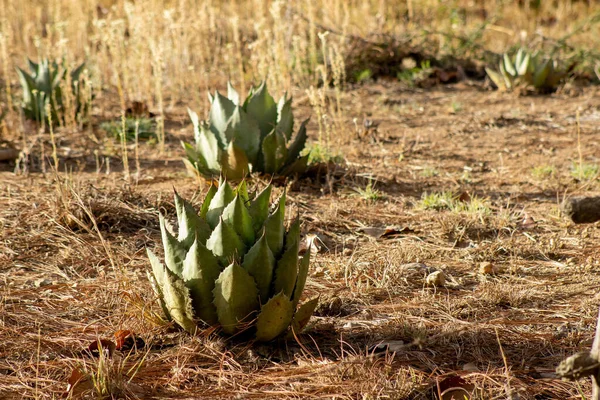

{"left": 561, "top": 196, "right": 600, "bottom": 224}
{"left": 426, "top": 270, "right": 446, "bottom": 287}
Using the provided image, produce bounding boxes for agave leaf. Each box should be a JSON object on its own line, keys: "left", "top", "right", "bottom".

{"left": 264, "top": 199, "right": 285, "bottom": 256}
{"left": 276, "top": 96, "right": 294, "bottom": 141}
{"left": 200, "top": 183, "right": 218, "bottom": 219}
{"left": 503, "top": 53, "right": 516, "bottom": 77}
{"left": 272, "top": 238, "right": 299, "bottom": 298}
{"left": 224, "top": 107, "right": 261, "bottom": 165}
{"left": 207, "top": 91, "right": 214, "bottom": 104}
{"left": 285, "top": 118, "right": 309, "bottom": 168}
{"left": 498, "top": 61, "right": 513, "bottom": 90}
{"left": 222, "top": 141, "right": 250, "bottom": 180}
{"left": 280, "top": 155, "right": 309, "bottom": 176}
{"left": 517, "top": 51, "right": 530, "bottom": 76}
{"left": 195, "top": 123, "right": 223, "bottom": 173}
{"left": 261, "top": 129, "right": 288, "bottom": 174}
{"left": 292, "top": 249, "right": 311, "bottom": 307}
{"left": 206, "top": 181, "right": 235, "bottom": 228}
{"left": 237, "top": 180, "right": 250, "bottom": 205}
{"left": 227, "top": 81, "right": 240, "bottom": 105}
{"left": 288, "top": 297, "right": 319, "bottom": 338}
{"left": 159, "top": 214, "right": 187, "bottom": 277}
{"left": 221, "top": 194, "right": 255, "bottom": 245}
{"left": 249, "top": 184, "right": 272, "bottom": 233}
{"left": 242, "top": 230, "right": 275, "bottom": 302}
{"left": 206, "top": 217, "right": 247, "bottom": 265}
{"left": 174, "top": 191, "right": 211, "bottom": 245}
{"left": 161, "top": 264, "right": 197, "bottom": 333}
{"left": 533, "top": 59, "right": 551, "bottom": 88}
{"left": 245, "top": 81, "right": 278, "bottom": 139}
{"left": 285, "top": 216, "right": 301, "bottom": 252}
{"left": 209, "top": 91, "right": 237, "bottom": 147}
{"left": 147, "top": 248, "right": 172, "bottom": 320}
{"left": 213, "top": 263, "right": 259, "bottom": 334}
{"left": 182, "top": 141, "right": 212, "bottom": 177}
{"left": 70, "top": 62, "right": 86, "bottom": 82}
{"left": 27, "top": 58, "right": 39, "bottom": 74}
{"left": 485, "top": 68, "right": 506, "bottom": 90}
{"left": 182, "top": 238, "right": 222, "bottom": 325}
{"left": 255, "top": 292, "right": 294, "bottom": 342}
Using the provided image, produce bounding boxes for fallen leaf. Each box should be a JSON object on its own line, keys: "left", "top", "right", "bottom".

{"left": 63, "top": 368, "right": 92, "bottom": 398}
{"left": 86, "top": 339, "right": 116, "bottom": 358}
{"left": 114, "top": 330, "right": 145, "bottom": 351}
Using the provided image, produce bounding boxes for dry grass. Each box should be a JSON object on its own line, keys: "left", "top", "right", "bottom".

{"left": 1, "top": 0, "right": 600, "bottom": 399}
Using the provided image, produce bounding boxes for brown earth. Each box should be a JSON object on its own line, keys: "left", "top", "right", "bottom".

{"left": 1, "top": 81, "right": 600, "bottom": 399}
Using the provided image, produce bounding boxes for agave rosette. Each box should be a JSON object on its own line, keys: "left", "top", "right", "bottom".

{"left": 16, "top": 58, "right": 87, "bottom": 124}
{"left": 146, "top": 180, "right": 317, "bottom": 341}
{"left": 485, "top": 48, "right": 567, "bottom": 92}
{"left": 183, "top": 81, "right": 309, "bottom": 180}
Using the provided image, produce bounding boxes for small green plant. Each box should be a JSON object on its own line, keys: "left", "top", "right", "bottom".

{"left": 418, "top": 191, "right": 491, "bottom": 215}
{"left": 304, "top": 142, "right": 344, "bottom": 164}
{"left": 571, "top": 162, "right": 598, "bottom": 181}
{"left": 531, "top": 165, "right": 556, "bottom": 180}
{"left": 16, "top": 58, "right": 87, "bottom": 125}
{"left": 397, "top": 60, "right": 432, "bottom": 85}
{"left": 354, "top": 69, "right": 373, "bottom": 83}
{"left": 100, "top": 118, "right": 156, "bottom": 142}
{"left": 183, "top": 81, "right": 309, "bottom": 180}
{"left": 485, "top": 48, "right": 568, "bottom": 92}
{"left": 420, "top": 166, "right": 439, "bottom": 178}
{"left": 353, "top": 179, "right": 383, "bottom": 203}
{"left": 147, "top": 179, "right": 317, "bottom": 341}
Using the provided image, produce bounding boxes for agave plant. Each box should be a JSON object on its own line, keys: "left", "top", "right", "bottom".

{"left": 16, "top": 58, "right": 87, "bottom": 125}
{"left": 146, "top": 180, "right": 317, "bottom": 341}
{"left": 485, "top": 48, "right": 567, "bottom": 92}
{"left": 183, "top": 81, "right": 309, "bottom": 180}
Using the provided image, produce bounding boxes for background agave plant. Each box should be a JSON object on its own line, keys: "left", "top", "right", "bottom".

{"left": 16, "top": 58, "right": 87, "bottom": 125}
{"left": 146, "top": 180, "right": 317, "bottom": 341}
{"left": 485, "top": 48, "right": 568, "bottom": 92}
{"left": 183, "top": 81, "right": 309, "bottom": 180}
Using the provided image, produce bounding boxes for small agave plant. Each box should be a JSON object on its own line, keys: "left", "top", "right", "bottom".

{"left": 485, "top": 48, "right": 567, "bottom": 92}
{"left": 146, "top": 179, "right": 317, "bottom": 341}
{"left": 183, "top": 81, "right": 309, "bottom": 180}
{"left": 16, "top": 58, "right": 87, "bottom": 125}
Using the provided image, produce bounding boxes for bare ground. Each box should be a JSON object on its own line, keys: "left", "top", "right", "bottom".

{"left": 1, "top": 81, "right": 600, "bottom": 399}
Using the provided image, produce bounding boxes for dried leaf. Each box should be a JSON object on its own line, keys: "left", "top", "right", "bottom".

{"left": 114, "top": 330, "right": 145, "bottom": 352}
{"left": 86, "top": 339, "right": 116, "bottom": 358}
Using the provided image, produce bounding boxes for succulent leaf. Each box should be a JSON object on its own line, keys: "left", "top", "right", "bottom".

{"left": 285, "top": 118, "right": 309, "bottom": 168}
{"left": 206, "top": 217, "right": 247, "bottom": 265}
{"left": 200, "top": 183, "right": 218, "bottom": 219}
{"left": 249, "top": 185, "right": 272, "bottom": 233}
{"left": 222, "top": 141, "right": 250, "bottom": 180}
{"left": 182, "top": 238, "right": 221, "bottom": 325}
{"left": 147, "top": 249, "right": 172, "bottom": 320}
{"left": 261, "top": 130, "right": 288, "bottom": 174}
{"left": 206, "top": 180, "right": 235, "bottom": 228}
{"left": 272, "top": 239, "right": 299, "bottom": 298}
{"left": 159, "top": 215, "right": 187, "bottom": 276}
{"left": 285, "top": 216, "right": 301, "bottom": 252}
{"left": 245, "top": 81, "right": 278, "bottom": 139}
{"left": 227, "top": 81, "right": 240, "bottom": 105}
{"left": 161, "top": 264, "right": 197, "bottom": 333}
{"left": 292, "top": 249, "right": 311, "bottom": 307}
{"left": 276, "top": 96, "right": 294, "bottom": 140}
{"left": 224, "top": 107, "right": 261, "bottom": 165}
{"left": 288, "top": 297, "right": 319, "bottom": 337}
{"left": 264, "top": 202, "right": 285, "bottom": 256}
{"left": 174, "top": 191, "right": 211, "bottom": 245}
{"left": 209, "top": 91, "right": 236, "bottom": 147}
{"left": 255, "top": 292, "right": 294, "bottom": 341}
{"left": 221, "top": 194, "right": 255, "bottom": 245}
{"left": 241, "top": 230, "right": 275, "bottom": 302}
{"left": 213, "top": 263, "right": 259, "bottom": 334}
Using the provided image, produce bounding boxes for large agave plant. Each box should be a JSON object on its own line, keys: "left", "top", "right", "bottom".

{"left": 16, "top": 58, "right": 87, "bottom": 125}
{"left": 146, "top": 180, "right": 317, "bottom": 341}
{"left": 485, "top": 48, "right": 567, "bottom": 92}
{"left": 183, "top": 82, "right": 309, "bottom": 180}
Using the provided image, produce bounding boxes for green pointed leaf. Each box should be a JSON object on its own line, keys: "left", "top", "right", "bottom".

{"left": 249, "top": 185, "right": 272, "bottom": 232}
{"left": 159, "top": 214, "right": 187, "bottom": 277}
{"left": 285, "top": 118, "right": 309, "bottom": 168}
{"left": 261, "top": 129, "right": 288, "bottom": 174}
{"left": 498, "top": 61, "right": 513, "bottom": 89}
{"left": 227, "top": 82, "right": 240, "bottom": 105}
{"left": 189, "top": 108, "right": 222, "bottom": 172}
{"left": 242, "top": 230, "right": 275, "bottom": 302}
{"left": 280, "top": 155, "right": 309, "bottom": 176}
{"left": 213, "top": 263, "right": 259, "bottom": 334}
{"left": 485, "top": 68, "right": 506, "bottom": 90}
{"left": 272, "top": 239, "right": 299, "bottom": 298}
{"left": 503, "top": 53, "right": 516, "bottom": 77}
{"left": 276, "top": 96, "right": 294, "bottom": 141}
{"left": 182, "top": 141, "right": 212, "bottom": 177}
{"left": 222, "top": 141, "right": 250, "bottom": 180}
{"left": 245, "top": 81, "right": 277, "bottom": 139}
{"left": 161, "top": 264, "right": 196, "bottom": 333}
{"left": 200, "top": 183, "right": 218, "bottom": 219}
{"left": 224, "top": 107, "right": 261, "bottom": 165}
{"left": 174, "top": 191, "right": 211, "bottom": 245}
{"left": 209, "top": 91, "right": 237, "bottom": 147}
{"left": 237, "top": 180, "right": 250, "bottom": 205}
{"left": 288, "top": 297, "right": 319, "bottom": 338}
{"left": 255, "top": 292, "right": 294, "bottom": 342}
{"left": 206, "top": 217, "right": 247, "bottom": 265}
{"left": 517, "top": 51, "right": 531, "bottom": 76}
{"left": 292, "top": 249, "right": 311, "bottom": 307}
{"left": 533, "top": 60, "right": 551, "bottom": 88}
{"left": 285, "top": 216, "right": 301, "bottom": 252}
{"left": 264, "top": 203, "right": 285, "bottom": 256}
{"left": 147, "top": 248, "right": 171, "bottom": 320}
{"left": 206, "top": 181, "right": 235, "bottom": 228}
{"left": 182, "top": 238, "right": 221, "bottom": 325}
{"left": 222, "top": 194, "right": 255, "bottom": 245}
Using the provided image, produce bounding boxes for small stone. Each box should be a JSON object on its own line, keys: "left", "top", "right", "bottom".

{"left": 462, "top": 362, "right": 479, "bottom": 372}
{"left": 479, "top": 262, "right": 495, "bottom": 275}
{"left": 426, "top": 270, "right": 446, "bottom": 287}
{"left": 34, "top": 278, "right": 53, "bottom": 287}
